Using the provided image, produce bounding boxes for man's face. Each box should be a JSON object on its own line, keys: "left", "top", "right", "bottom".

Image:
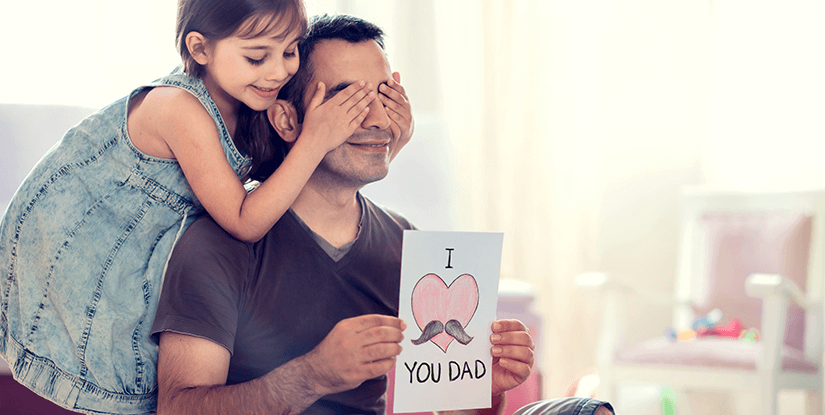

{"left": 304, "top": 39, "right": 398, "bottom": 187}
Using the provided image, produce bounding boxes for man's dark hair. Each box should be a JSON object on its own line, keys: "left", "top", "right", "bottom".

{"left": 255, "top": 15, "right": 384, "bottom": 181}
{"left": 278, "top": 14, "right": 385, "bottom": 123}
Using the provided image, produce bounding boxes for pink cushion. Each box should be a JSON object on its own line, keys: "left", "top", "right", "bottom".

{"left": 697, "top": 213, "right": 812, "bottom": 350}
{"left": 616, "top": 337, "right": 819, "bottom": 373}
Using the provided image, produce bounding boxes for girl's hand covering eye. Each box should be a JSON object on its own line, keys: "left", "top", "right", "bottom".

{"left": 379, "top": 72, "right": 414, "bottom": 160}
{"left": 301, "top": 80, "right": 376, "bottom": 153}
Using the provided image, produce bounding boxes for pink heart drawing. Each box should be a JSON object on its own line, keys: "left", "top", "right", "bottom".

{"left": 411, "top": 273, "right": 479, "bottom": 352}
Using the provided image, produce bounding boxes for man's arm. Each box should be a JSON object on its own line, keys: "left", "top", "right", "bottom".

{"left": 157, "top": 332, "right": 324, "bottom": 415}
{"left": 156, "top": 315, "right": 406, "bottom": 415}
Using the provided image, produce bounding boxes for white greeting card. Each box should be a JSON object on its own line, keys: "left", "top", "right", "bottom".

{"left": 393, "top": 230, "right": 504, "bottom": 413}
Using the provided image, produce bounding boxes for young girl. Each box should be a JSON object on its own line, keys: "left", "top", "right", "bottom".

{"left": 0, "top": 1, "right": 412, "bottom": 414}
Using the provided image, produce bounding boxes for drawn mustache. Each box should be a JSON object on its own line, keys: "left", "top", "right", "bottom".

{"left": 411, "top": 320, "right": 443, "bottom": 345}
{"left": 445, "top": 320, "right": 474, "bottom": 345}
{"left": 411, "top": 319, "right": 474, "bottom": 345}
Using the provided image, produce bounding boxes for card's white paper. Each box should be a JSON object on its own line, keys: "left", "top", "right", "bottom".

{"left": 393, "top": 230, "right": 504, "bottom": 413}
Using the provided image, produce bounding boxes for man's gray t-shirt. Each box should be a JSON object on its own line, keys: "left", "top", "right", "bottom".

{"left": 151, "top": 194, "right": 414, "bottom": 415}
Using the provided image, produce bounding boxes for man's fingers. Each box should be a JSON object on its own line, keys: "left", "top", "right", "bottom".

{"left": 359, "top": 324, "right": 405, "bottom": 345}
{"left": 491, "top": 330, "right": 533, "bottom": 349}
{"left": 362, "top": 356, "right": 397, "bottom": 379}
{"left": 350, "top": 314, "right": 406, "bottom": 333}
{"left": 492, "top": 319, "right": 528, "bottom": 334}
{"left": 497, "top": 357, "right": 532, "bottom": 381}
{"left": 491, "top": 344, "right": 534, "bottom": 367}
{"left": 362, "top": 341, "right": 403, "bottom": 364}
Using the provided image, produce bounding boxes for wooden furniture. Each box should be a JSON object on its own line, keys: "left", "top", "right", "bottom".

{"left": 577, "top": 186, "right": 825, "bottom": 415}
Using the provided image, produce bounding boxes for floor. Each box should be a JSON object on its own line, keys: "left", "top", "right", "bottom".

{"left": 0, "top": 373, "right": 814, "bottom": 414}
{"left": 614, "top": 383, "right": 808, "bottom": 415}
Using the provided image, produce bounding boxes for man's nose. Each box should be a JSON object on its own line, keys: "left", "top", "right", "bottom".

{"left": 361, "top": 97, "right": 391, "bottom": 130}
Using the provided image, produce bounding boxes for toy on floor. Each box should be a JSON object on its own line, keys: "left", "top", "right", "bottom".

{"left": 660, "top": 386, "right": 678, "bottom": 415}
{"left": 691, "top": 308, "right": 723, "bottom": 331}
{"left": 666, "top": 309, "right": 760, "bottom": 342}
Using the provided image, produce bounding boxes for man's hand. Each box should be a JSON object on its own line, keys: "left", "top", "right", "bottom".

{"left": 379, "top": 72, "right": 414, "bottom": 160}
{"left": 304, "top": 314, "right": 406, "bottom": 396}
{"left": 489, "top": 319, "right": 534, "bottom": 397}
{"left": 435, "top": 321, "right": 534, "bottom": 415}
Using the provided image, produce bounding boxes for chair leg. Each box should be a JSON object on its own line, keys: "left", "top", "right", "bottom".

{"left": 759, "top": 384, "right": 777, "bottom": 415}
{"left": 596, "top": 373, "right": 616, "bottom": 408}
{"left": 672, "top": 389, "right": 693, "bottom": 415}
{"left": 806, "top": 390, "right": 822, "bottom": 415}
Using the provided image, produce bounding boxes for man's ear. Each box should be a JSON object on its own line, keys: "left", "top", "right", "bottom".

{"left": 185, "top": 31, "right": 210, "bottom": 65}
{"left": 267, "top": 99, "right": 301, "bottom": 143}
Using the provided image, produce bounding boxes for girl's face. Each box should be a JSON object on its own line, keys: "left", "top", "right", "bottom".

{"left": 200, "top": 18, "right": 301, "bottom": 114}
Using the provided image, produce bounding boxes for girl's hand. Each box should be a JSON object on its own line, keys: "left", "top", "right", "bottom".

{"left": 301, "top": 80, "right": 375, "bottom": 153}
{"left": 379, "top": 72, "right": 414, "bottom": 160}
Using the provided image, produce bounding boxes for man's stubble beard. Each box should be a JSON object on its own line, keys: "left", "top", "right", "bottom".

{"left": 312, "top": 130, "right": 394, "bottom": 190}
{"left": 312, "top": 150, "right": 390, "bottom": 191}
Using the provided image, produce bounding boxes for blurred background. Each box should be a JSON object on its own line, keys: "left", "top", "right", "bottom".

{"left": 2, "top": 0, "right": 825, "bottom": 412}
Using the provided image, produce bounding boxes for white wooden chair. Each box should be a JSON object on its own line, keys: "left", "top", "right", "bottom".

{"left": 576, "top": 186, "right": 824, "bottom": 415}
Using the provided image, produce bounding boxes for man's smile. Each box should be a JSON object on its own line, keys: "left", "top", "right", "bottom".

{"left": 348, "top": 142, "right": 388, "bottom": 147}
{"left": 346, "top": 131, "right": 393, "bottom": 150}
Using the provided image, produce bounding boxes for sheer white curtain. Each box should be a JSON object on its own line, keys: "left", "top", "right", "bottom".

{"left": 425, "top": 0, "right": 715, "bottom": 397}
{"left": 0, "top": 1, "right": 179, "bottom": 107}
{"left": 424, "top": 0, "right": 825, "bottom": 399}
{"left": 704, "top": 0, "right": 825, "bottom": 188}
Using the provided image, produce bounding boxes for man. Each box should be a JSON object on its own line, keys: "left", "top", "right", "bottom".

{"left": 151, "top": 14, "right": 613, "bottom": 415}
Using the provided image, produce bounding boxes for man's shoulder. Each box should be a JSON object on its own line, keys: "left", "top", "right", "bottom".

{"left": 175, "top": 215, "right": 249, "bottom": 256}
{"left": 184, "top": 215, "right": 234, "bottom": 240}
{"left": 361, "top": 195, "right": 416, "bottom": 231}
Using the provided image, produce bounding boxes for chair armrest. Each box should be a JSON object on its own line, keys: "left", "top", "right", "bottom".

{"left": 745, "top": 273, "right": 809, "bottom": 309}
{"left": 745, "top": 273, "right": 824, "bottom": 369}
{"left": 576, "top": 272, "right": 687, "bottom": 367}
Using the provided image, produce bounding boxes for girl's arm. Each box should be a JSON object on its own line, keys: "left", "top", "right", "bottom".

{"left": 150, "top": 82, "right": 373, "bottom": 243}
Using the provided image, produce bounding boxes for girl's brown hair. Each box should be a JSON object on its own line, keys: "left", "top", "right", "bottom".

{"left": 176, "top": 0, "right": 307, "bottom": 179}
{"left": 177, "top": 0, "right": 307, "bottom": 78}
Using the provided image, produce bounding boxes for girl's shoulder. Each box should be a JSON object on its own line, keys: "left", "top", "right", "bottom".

{"left": 135, "top": 69, "right": 211, "bottom": 122}
{"left": 136, "top": 86, "right": 212, "bottom": 127}
{"left": 128, "top": 85, "right": 218, "bottom": 158}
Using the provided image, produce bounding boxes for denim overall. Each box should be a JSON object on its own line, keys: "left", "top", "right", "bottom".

{"left": 0, "top": 69, "right": 251, "bottom": 414}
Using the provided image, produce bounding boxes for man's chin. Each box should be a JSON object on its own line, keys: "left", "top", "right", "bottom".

{"left": 357, "top": 169, "right": 389, "bottom": 186}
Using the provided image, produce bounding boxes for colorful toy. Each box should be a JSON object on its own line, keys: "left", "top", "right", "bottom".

{"left": 739, "top": 327, "right": 760, "bottom": 342}
{"left": 667, "top": 310, "right": 759, "bottom": 343}
{"left": 691, "top": 308, "right": 723, "bottom": 331}
{"left": 697, "top": 317, "right": 744, "bottom": 338}
{"left": 660, "top": 386, "right": 678, "bottom": 415}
